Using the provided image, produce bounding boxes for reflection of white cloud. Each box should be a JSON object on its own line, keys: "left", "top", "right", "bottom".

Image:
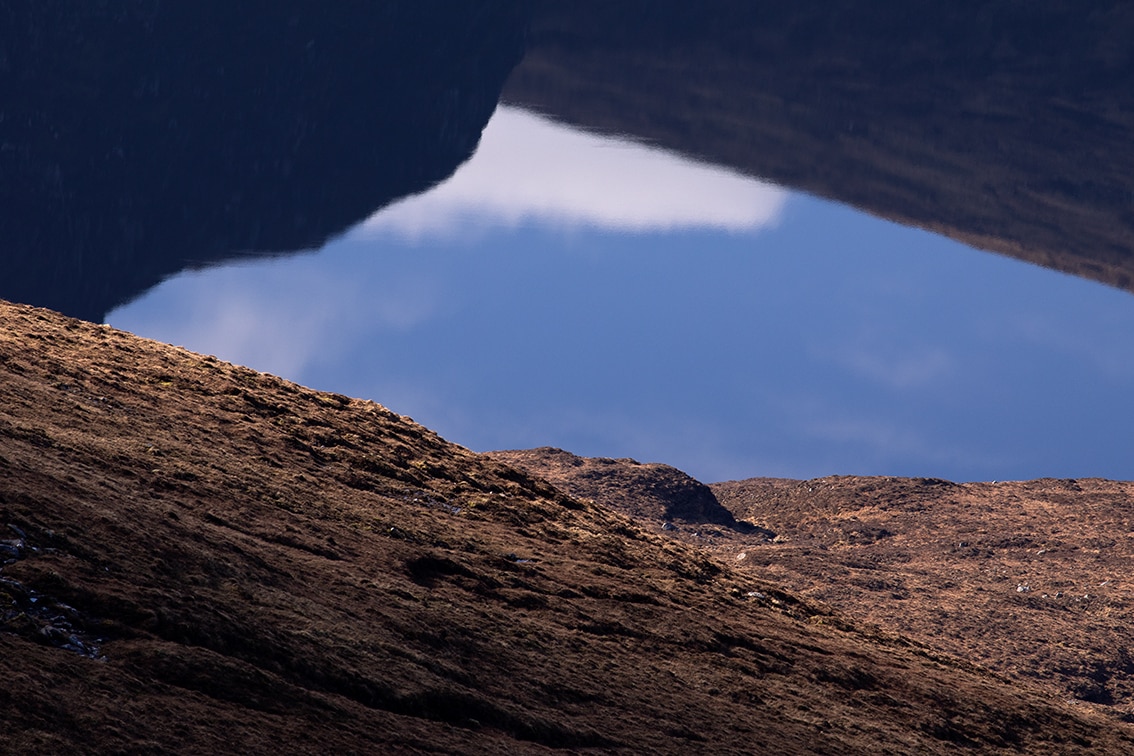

{"left": 108, "top": 257, "right": 441, "bottom": 381}
{"left": 832, "top": 344, "right": 954, "bottom": 390}
{"left": 185, "top": 296, "right": 329, "bottom": 379}
{"left": 360, "top": 106, "right": 788, "bottom": 239}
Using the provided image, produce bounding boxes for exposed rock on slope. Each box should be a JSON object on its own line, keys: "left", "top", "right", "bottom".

{"left": 487, "top": 447, "right": 746, "bottom": 530}
{"left": 3, "top": 298, "right": 1133, "bottom": 752}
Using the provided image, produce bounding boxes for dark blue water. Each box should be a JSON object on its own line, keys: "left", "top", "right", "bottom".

{"left": 108, "top": 107, "right": 1134, "bottom": 483}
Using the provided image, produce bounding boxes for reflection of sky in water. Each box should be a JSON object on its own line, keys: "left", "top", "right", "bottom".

{"left": 109, "top": 107, "right": 1134, "bottom": 483}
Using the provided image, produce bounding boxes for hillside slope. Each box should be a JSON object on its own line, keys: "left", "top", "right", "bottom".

{"left": 493, "top": 448, "right": 1134, "bottom": 723}
{"left": 2, "top": 299, "right": 1133, "bottom": 753}
{"left": 713, "top": 475, "right": 1134, "bottom": 716}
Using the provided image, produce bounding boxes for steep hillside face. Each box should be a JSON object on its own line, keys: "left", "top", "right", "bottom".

{"left": 3, "top": 297, "right": 1133, "bottom": 753}
{"left": 505, "top": 0, "right": 1134, "bottom": 293}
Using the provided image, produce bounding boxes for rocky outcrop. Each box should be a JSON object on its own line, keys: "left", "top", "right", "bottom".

{"left": 487, "top": 447, "right": 748, "bottom": 529}
{"left": 1, "top": 524, "right": 106, "bottom": 660}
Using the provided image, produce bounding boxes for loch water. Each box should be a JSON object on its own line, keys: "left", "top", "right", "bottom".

{"left": 106, "top": 106, "right": 1134, "bottom": 483}
{"left": 4, "top": 3, "right": 1133, "bottom": 482}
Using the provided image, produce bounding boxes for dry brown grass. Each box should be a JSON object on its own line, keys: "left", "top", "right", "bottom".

{"left": 3, "top": 301, "right": 1126, "bottom": 752}
{"left": 713, "top": 475, "right": 1134, "bottom": 715}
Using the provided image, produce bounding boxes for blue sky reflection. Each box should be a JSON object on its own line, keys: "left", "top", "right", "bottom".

{"left": 108, "top": 107, "right": 1134, "bottom": 483}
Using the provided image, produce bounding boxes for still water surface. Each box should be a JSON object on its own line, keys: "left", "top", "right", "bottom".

{"left": 107, "top": 106, "right": 1134, "bottom": 483}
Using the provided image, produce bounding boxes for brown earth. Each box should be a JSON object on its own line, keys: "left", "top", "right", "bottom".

{"left": 712, "top": 476, "right": 1134, "bottom": 716}
{"left": 3, "top": 298, "right": 1134, "bottom": 753}
{"left": 497, "top": 448, "right": 1134, "bottom": 724}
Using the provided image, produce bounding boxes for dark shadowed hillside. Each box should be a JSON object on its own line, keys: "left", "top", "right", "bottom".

{"left": 8, "top": 2, "right": 1134, "bottom": 325}
{"left": 505, "top": 0, "right": 1134, "bottom": 292}
{"left": 0, "top": 1, "right": 528, "bottom": 322}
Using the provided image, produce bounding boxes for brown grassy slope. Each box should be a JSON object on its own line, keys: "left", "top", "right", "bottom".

{"left": 712, "top": 476, "right": 1134, "bottom": 717}
{"left": 493, "top": 452, "right": 1134, "bottom": 730}
{"left": 2, "top": 300, "right": 1133, "bottom": 754}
